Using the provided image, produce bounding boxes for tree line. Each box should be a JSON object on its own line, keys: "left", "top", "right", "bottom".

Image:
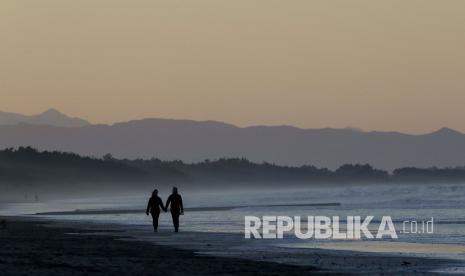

{"left": 1, "top": 147, "right": 465, "bottom": 185}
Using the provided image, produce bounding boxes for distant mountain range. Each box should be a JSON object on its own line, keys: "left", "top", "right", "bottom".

{"left": 0, "top": 109, "right": 464, "bottom": 170}
{"left": 0, "top": 108, "right": 89, "bottom": 127}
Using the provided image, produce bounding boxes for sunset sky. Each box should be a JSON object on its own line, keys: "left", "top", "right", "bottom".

{"left": 1, "top": 0, "right": 464, "bottom": 134}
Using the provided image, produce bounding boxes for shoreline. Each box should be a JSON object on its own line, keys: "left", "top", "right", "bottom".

{"left": 1, "top": 216, "right": 461, "bottom": 275}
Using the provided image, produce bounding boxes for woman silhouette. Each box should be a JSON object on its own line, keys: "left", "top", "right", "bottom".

{"left": 146, "top": 189, "right": 166, "bottom": 232}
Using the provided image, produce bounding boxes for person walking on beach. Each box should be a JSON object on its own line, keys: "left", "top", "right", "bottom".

{"left": 165, "top": 187, "right": 184, "bottom": 232}
{"left": 146, "top": 189, "right": 166, "bottom": 232}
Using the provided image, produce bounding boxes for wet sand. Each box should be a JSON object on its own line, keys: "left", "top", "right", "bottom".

{"left": 292, "top": 241, "right": 465, "bottom": 255}
{"left": 0, "top": 216, "right": 459, "bottom": 275}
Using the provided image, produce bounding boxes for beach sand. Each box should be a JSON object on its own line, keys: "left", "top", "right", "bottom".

{"left": 0, "top": 217, "right": 321, "bottom": 275}
{"left": 0, "top": 216, "right": 459, "bottom": 275}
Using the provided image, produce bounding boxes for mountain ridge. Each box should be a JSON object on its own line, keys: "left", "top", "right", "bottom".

{"left": 0, "top": 109, "right": 464, "bottom": 170}
{"left": 0, "top": 108, "right": 90, "bottom": 127}
{"left": 1, "top": 108, "right": 462, "bottom": 136}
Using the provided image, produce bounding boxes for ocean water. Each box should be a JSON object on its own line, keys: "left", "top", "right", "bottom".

{"left": 3, "top": 182, "right": 465, "bottom": 260}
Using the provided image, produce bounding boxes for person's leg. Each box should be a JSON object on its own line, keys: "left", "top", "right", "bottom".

{"left": 171, "top": 210, "right": 180, "bottom": 232}
{"left": 174, "top": 212, "right": 179, "bottom": 232}
{"left": 151, "top": 212, "right": 160, "bottom": 232}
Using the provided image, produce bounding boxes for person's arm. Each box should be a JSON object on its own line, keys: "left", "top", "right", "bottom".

{"left": 158, "top": 198, "right": 166, "bottom": 212}
{"left": 165, "top": 195, "right": 171, "bottom": 211}
{"left": 146, "top": 198, "right": 151, "bottom": 215}
{"left": 180, "top": 195, "right": 184, "bottom": 214}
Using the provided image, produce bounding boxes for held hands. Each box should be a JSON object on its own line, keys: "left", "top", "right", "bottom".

{"left": 181, "top": 210, "right": 184, "bottom": 215}
{"left": 146, "top": 212, "right": 149, "bottom": 216}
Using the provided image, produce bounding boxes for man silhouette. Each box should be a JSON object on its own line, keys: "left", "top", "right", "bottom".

{"left": 146, "top": 189, "right": 165, "bottom": 232}
{"left": 165, "top": 187, "right": 184, "bottom": 232}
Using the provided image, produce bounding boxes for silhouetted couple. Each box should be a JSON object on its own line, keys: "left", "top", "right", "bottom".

{"left": 146, "top": 187, "right": 184, "bottom": 232}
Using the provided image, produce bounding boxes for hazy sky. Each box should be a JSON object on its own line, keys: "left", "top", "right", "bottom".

{"left": 1, "top": 1, "right": 464, "bottom": 134}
